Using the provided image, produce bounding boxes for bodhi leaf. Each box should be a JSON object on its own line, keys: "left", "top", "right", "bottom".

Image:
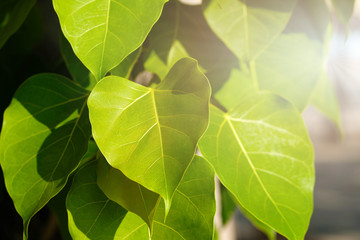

{"left": 144, "top": 1, "right": 238, "bottom": 92}
{"left": 110, "top": 47, "right": 141, "bottom": 79}
{"left": 199, "top": 93, "right": 314, "bottom": 239}
{"left": 331, "top": 0, "right": 356, "bottom": 26}
{"left": 67, "top": 161, "right": 149, "bottom": 240}
{"left": 97, "top": 154, "right": 160, "bottom": 228}
{"left": 0, "top": 74, "right": 91, "bottom": 237}
{"left": 0, "top": 0, "right": 36, "bottom": 49}
{"left": 53, "top": 0, "right": 167, "bottom": 80}
{"left": 202, "top": 0, "right": 297, "bottom": 62}
{"left": 88, "top": 58, "right": 210, "bottom": 213}
{"left": 60, "top": 34, "right": 97, "bottom": 91}
{"left": 151, "top": 155, "right": 216, "bottom": 240}
{"left": 254, "top": 33, "right": 323, "bottom": 111}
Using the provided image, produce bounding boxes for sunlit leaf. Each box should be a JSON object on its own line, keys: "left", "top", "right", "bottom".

{"left": 202, "top": 0, "right": 297, "bottom": 61}
{"left": 0, "top": 0, "right": 36, "bottom": 49}
{"left": 67, "top": 161, "right": 149, "bottom": 240}
{"left": 0, "top": 74, "right": 91, "bottom": 237}
{"left": 97, "top": 155, "right": 160, "bottom": 228}
{"left": 255, "top": 34, "right": 323, "bottom": 111}
{"left": 144, "top": 1, "right": 238, "bottom": 92}
{"left": 199, "top": 93, "right": 314, "bottom": 239}
{"left": 152, "top": 155, "right": 215, "bottom": 240}
{"left": 88, "top": 58, "right": 210, "bottom": 212}
{"left": 53, "top": 0, "right": 168, "bottom": 80}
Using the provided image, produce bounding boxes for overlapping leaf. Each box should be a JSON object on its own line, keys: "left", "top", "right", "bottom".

{"left": 199, "top": 93, "right": 314, "bottom": 239}
{"left": 202, "top": 0, "right": 297, "bottom": 61}
{"left": 67, "top": 161, "right": 149, "bottom": 240}
{"left": 0, "top": 0, "right": 36, "bottom": 49}
{"left": 97, "top": 155, "right": 160, "bottom": 228}
{"left": 88, "top": 58, "right": 210, "bottom": 212}
{"left": 144, "top": 1, "right": 238, "bottom": 92}
{"left": 151, "top": 155, "right": 215, "bottom": 240}
{"left": 53, "top": 0, "right": 167, "bottom": 80}
{"left": 0, "top": 74, "right": 91, "bottom": 236}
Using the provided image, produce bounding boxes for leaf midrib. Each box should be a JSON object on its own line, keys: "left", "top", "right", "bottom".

{"left": 225, "top": 116, "right": 296, "bottom": 239}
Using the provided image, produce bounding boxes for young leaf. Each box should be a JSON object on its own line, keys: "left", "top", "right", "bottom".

{"left": 151, "top": 155, "right": 216, "bottom": 240}
{"left": 0, "top": 0, "right": 36, "bottom": 49}
{"left": 0, "top": 74, "right": 91, "bottom": 237}
{"left": 88, "top": 58, "right": 211, "bottom": 213}
{"left": 97, "top": 155, "right": 160, "bottom": 228}
{"left": 144, "top": 1, "right": 238, "bottom": 92}
{"left": 67, "top": 161, "right": 149, "bottom": 240}
{"left": 199, "top": 93, "right": 315, "bottom": 239}
{"left": 202, "top": 0, "right": 297, "bottom": 61}
{"left": 53, "top": 0, "right": 168, "bottom": 80}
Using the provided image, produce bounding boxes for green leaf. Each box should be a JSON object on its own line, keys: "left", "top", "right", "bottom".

{"left": 97, "top": 154, "right": 160, "bottom": 228}
{"left": 214, "top": 66, "right": 255, "bottom": 111}
{"left": 202, "top": 0, "right": 297, "bottom": 61}
{"left": 60, "top": 34, "right": 97, "bottom": 90}
{"left": 254, "top": 33, "right": 323, "bottom": 111}
{"left": 79, "top": 140, "right": 98, "bottom": 167}
{"left": 144, "top": 1, "right": 238, "bottom": 92}
{"left": 0, "top": 74, "right": 91, "bottom": 237}
{"left": 53, "top": 0, "right": 168, "bottom": 80}
{"left": 199, "top": 93, "right": 314, "bottom": 239}
{"left": 331, "top": 0, "right": 355, "bottom": 26}
{"left": 110, "top": 47, "right": 141, "bottom": 79}
{"left": 0, "top": 0, "right": 36, "bottom": 49}
{"left": 151, "top": 155, "right": 216, "bottom": 240}
{"left": 67, "top": 161, "right": 149, "bottom": 240}
{"left": 220, "top": 185, "right": 236, "bottom": 225}
{"left": 88, "top": 58, "right": 210, "bottom": 212}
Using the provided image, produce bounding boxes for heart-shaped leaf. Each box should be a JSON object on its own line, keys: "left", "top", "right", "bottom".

{"left": 0, "top": 74, "right": 91, "bottom": 237}
{"left": 199, "top": 93, "right": 314, "bottom": 239}
{"left": 53, "top": 0, "right": 167, "bottom": 80}
{"left": 88, "top": 58, "right": 210, "bottom": 212}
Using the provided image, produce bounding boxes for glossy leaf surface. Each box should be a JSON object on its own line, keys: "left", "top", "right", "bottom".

{"left": 203, "top": 0, "right": 297, "bottom": 61}
{"left": 88, "top": 58, "right": 210, "bottom": 211}
{"left": 152, "top": 155, "right": 215, "bottom": 240}
{"left": 97, "top": 155, "right": 160, "bottom": 228}
{"left": 53, "top": 0, "right": 167, "bottom": 80}
{"left": 67, "top": 161, "right": 149, "bottom": 240}
{"left": 199, "top": 93, "right": 314, "bottom": 239}
{"left": 0, "top": 0, "right": 36, "bottom": 49}
{"left": 0, "top": 74, "right": 91, "bottom": 235}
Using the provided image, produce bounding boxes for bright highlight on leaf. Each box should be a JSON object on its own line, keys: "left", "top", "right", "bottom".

{"left": 199, "top": 93, "right": 315, "bottom": 240}
{"left": 53, "top": 0, "right": 168, "bottom": 80}
{"left": 0, "top": 74, "right": 91, "bottom": 237}
{"left": 88, "top": 58, "right": 211, "bottom": 213}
